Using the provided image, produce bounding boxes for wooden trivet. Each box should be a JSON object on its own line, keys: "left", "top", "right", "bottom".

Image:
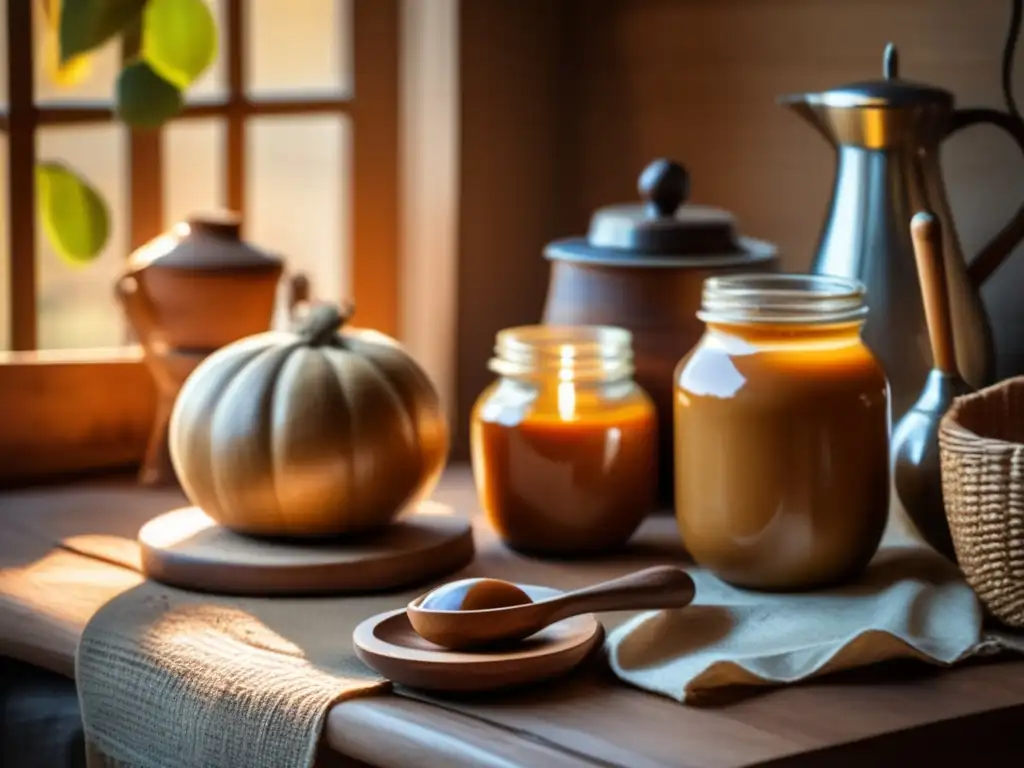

{"left": 138, "top": 501, "right": 474, "bottom": 596}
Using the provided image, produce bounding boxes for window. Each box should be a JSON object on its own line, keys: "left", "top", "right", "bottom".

{"left": 0, "top": 0, "right": 399, "bottom": 482}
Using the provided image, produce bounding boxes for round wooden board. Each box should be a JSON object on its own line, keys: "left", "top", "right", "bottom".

{"left": 353, "top": 586, "right": 603, "bottom": 693}
{"left": 138, "top": 501, "right": 474, "bottom": 596}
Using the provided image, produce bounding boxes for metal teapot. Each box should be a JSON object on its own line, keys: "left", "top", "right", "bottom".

{"left": 780, "top": 41, "right": 1024, "bottom": 420}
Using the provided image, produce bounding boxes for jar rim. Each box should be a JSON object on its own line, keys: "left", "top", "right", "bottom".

{"left": 497, "top": 324, "right": 632, "bottom": 353}
{"left": 490, "top": 324, "right": 634, "bottom": 381}
{"left": 698, "top": 273, "right": 869, "bottom": 325}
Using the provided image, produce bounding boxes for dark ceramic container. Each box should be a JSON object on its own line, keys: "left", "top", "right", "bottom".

{"left": 542, "top": 159, "right": 779, "bottom": 506}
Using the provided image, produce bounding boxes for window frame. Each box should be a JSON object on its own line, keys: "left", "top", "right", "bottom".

{"left": 0, "top": 0, "right": 399, "bottom": 484}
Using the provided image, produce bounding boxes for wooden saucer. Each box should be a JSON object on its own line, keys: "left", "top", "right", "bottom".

{"left": 353, "top": 586, "right": 603, "bottom": 692}
{"left": 138, "top": 501, "right": 474, "bottom": 596}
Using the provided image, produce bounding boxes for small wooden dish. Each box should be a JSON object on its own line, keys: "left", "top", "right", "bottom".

{"left": 353, "top": 586, "right": 603, "bottom": 692}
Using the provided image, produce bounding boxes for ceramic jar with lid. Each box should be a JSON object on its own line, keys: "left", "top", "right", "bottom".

{"left": 543, "top": 159, "right": 779, "bottom": 506}
{"left": 118, "top": 212, "right": 284, "bottom": 352}
{"left": 116, "top": 212, "right": 284, "bottom": 486}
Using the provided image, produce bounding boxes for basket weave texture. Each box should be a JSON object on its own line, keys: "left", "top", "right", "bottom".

{"left": 939, "top": 375, "right": 1024, "bottom": 628}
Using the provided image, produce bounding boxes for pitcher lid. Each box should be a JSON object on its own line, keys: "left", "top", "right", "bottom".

{"left": 127, "top": 210, "right": 283, "bottom": 272}
{"left": 544, "top": 159, "right": 776, "bottom": 268}
{"left": 806, "top": 43, "right": 954, "bottom": 109}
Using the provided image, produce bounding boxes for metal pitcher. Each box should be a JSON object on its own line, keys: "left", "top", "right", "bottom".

{"left": 780, "top": 42, "right": 1024, "bottom": 420}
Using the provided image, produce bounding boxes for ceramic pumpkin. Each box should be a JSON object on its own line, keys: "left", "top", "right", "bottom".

{"left": 168, "top": 303, "right": 449, "bottom": 536}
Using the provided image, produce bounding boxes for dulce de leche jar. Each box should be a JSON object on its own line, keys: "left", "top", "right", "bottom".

{"left": 471, "top": 325, "right": 657, "bottom": 556}
{"left": 674, "top": 275, "right": 890, "bottom": 590}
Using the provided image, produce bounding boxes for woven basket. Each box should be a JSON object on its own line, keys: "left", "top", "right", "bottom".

{"left": 939, "top": 375, "right": 1024, "bottom": 628}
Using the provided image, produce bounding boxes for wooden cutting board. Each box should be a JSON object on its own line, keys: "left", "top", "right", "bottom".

{"left": 138, "top": 501, "right": 474, "bottom": 596}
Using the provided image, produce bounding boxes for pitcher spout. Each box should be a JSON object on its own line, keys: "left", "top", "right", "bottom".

{"left": 777, "top": 92, "right": 836, "bottom": 145}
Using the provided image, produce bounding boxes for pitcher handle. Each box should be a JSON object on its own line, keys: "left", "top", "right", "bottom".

{"left": 949, "top": 107, "right": 1024, "bottom": 287}
{"left": 115, "top": 274, "right": 161, "bottom": 348}
{"left": 114, "top": 273, "right": 176, "bottom": 391}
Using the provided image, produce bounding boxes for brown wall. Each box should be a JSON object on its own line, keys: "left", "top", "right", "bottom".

{"left": 455, "top": 0, "right": 1024, "bottom": 455}
{"left": 454, "top": 0, "right": 570, "bottom": 455}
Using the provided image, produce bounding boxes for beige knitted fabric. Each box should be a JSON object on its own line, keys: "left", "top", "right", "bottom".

{"left": 76, "top": 581, "right": 412, "bottom": 768}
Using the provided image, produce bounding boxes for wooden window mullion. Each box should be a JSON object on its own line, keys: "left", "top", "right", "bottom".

{"left": 122, "top": 22, "right": 164, "bottom": 253}
{"left": 351, "top": 0, "right": 400, "bottom": 337}
{"left": 226, "top": 0, "right": 245, "bottom": 218}
{"left": 7, "top": 0, "right": 37, "bottom": 351}
{"left": 34, "top": 99, "right": 353, "bottom": 127}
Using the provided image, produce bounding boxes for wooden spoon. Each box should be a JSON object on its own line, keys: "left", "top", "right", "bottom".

{"left": 891, "top": 211, "right": 974, "bottom": 560}
{"left": 912, "top": 211, "right": 957, "bottom": 376}
{"left": 407, "top": 565, "right": 696, "bottom": 650}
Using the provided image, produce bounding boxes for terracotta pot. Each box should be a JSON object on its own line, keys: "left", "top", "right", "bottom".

{"left": 119, "top": 212, "right": 283, "bottom": 351}
{"left": 115, "top": 211, "right": 285, "bottom": 486}
{"left": 542, "top": 159, "right": 779, "bottom": 506}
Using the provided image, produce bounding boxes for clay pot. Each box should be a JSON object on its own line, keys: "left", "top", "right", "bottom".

{"left": 116, "top": 212, "right": 285, "bottom": 486}
{"left": 542, "top": 159, "right": 779, "bottom": 507}
{"left": 118, "top": 212, "right": 283, "bottom": 351}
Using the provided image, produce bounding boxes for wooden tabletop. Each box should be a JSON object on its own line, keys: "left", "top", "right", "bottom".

{"left": 2, "top": 467, "right": 1024, "bottom": 767}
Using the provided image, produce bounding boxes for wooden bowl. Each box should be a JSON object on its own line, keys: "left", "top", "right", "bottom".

{"left": 353, "top": 586, "right": 603, "bottom": 692}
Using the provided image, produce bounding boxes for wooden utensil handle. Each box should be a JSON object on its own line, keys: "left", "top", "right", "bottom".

{"left": 910, "top": 212, "right": 957, "bottom": 374}
{"left": 547, "top": 566, "right": 696, "bottom": 622}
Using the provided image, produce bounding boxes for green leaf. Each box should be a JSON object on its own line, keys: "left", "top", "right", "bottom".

{"left": 59, "top": 0, "right": 146, "bottom": 63}
{"left": 116, "top": 60, "right": 184, "bottom": 128}
{"left": 36, "top": 162, "right": 110, "bottom": 265}
{"left": 142, "top": 0, "right": 218, "bottom": 89}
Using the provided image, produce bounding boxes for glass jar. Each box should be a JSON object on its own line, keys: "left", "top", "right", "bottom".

{"left": 471, "top": 325, "right": 657, "bottom": 556}
{"left": 674, "top": 275, "right": 890, "bottom": 590}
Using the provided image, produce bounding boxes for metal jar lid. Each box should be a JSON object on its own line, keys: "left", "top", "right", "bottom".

{"left": 544, "top": 159, "right": 777, "bottom": 269}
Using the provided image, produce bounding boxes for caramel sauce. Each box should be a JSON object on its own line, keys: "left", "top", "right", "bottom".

{"left": 472, "top": 401, "right": 657, "bottom": 556}
{"left": 418, "top": 578, "right": 532, "bottom": 612}
{"left": 674, "top": 322, "right": 889, "bottom": 590}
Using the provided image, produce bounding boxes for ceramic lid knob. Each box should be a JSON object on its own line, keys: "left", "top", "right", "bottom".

{"left": 583, "top": 158, "right": 736, "bottom": 255}
{"left": 542, "top": 156, "right": 777, "bottom": 266}
{"left": 638, "top": 159, "right": 689, "bottom": 218}
{"left": 187, "top": 211, "right": 242, "bottom": 241}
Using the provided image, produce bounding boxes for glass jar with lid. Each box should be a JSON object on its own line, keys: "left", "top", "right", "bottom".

{"left": 674, "top": 275, "right": 890, "bottom": 590}
{"left": 471, "top": 325, "right": 657, "bottom": 557}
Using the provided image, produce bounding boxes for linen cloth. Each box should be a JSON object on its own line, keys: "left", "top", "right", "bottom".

{"left": 72, "top": 504, "right": 588, "bottom": 768}
{"left": 607, "top": 542, "right": 1021, "bottom": 703}
{"left": 76, "top": 580, "right": 406, "bottom": 768}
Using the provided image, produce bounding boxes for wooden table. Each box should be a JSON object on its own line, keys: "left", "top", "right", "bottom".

{"left": 2, "top": 466, "right": 1024, "bottom": 767}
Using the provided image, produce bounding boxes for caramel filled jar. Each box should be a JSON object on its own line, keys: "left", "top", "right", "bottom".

{"left": 471, "top": 325, "right": 657, "bottom": 556}
{"left": 674, "top": 275, "right": 890, "bottom": 590}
